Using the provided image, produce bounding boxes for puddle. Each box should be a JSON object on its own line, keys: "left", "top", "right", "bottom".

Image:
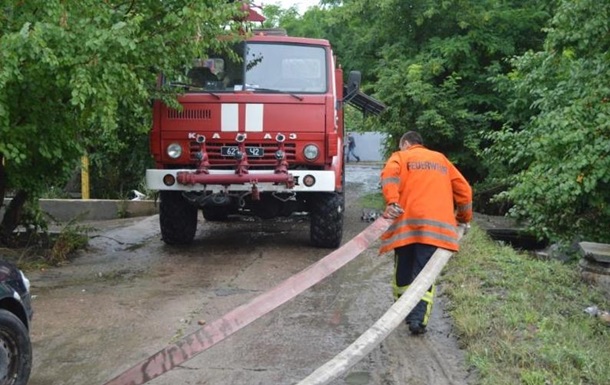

{"left": 345, "top": 371, "right": 371, "bottom": 384}
{"left": 346, "top": 164, "right": 382, "bottom": 194}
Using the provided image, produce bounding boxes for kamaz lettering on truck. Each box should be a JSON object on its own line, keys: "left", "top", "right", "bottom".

{"left": 146, "top": 10, "right": 384, "bottom": 248}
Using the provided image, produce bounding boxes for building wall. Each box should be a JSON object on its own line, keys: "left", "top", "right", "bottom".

{"left": 346, "top": 132, "right": 387, "bottom": 162}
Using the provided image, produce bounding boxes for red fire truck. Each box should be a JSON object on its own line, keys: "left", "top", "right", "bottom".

{"left": 146, "top": 6, "right": 384, "bottom": 248}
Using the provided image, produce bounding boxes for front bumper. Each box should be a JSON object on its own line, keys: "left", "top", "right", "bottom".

{"left": 146, "top": 169, "right": 336, "bottom": 193}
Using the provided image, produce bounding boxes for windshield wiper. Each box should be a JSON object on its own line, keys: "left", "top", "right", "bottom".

{"left": 169, "top": 81, "right": 194, "bottom": 89}
{"left": 168, "top": 82, "right": 220, "bottom": 99}
{"left": 249, "top": 87, "right": 303, "bottom": 101}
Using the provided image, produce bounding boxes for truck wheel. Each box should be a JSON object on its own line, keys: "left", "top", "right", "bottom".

{"left": 0, "top": 309, "right": 32, "bottom": 385}
{"left": 159, "top": 191, "right": 198, "bottom": 245}
{"left": 310, "top": 192, "right": 344, "bottom": 248}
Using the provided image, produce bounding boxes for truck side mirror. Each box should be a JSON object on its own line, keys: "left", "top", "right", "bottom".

{"left": 346, "top": 71, "right": 361, "bottom": 97}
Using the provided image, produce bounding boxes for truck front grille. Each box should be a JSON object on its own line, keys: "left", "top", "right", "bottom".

{"left": 168, "top": 109, "right": 212, "bottom": 120}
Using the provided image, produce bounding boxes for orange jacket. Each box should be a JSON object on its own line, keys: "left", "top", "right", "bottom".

{"left": 379, "top": 144, "right": 472, "bottom": 254}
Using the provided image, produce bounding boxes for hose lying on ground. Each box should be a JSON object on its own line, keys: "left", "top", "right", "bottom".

{"left": 103, "top": 217, "right": 393, "bottom": 385}
{"left": 296, "top": 225, "right": 466, "bottom": 385}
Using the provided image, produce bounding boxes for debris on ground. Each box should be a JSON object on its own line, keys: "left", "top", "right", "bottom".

{"left": 361, "top": 209, "right": 381, "bottom": 222}
{"left": 583, "top": 305, "right": 610, "bottom": 326}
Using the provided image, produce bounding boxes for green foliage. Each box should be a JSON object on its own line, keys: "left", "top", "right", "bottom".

{"left": 19, "top": 198, "right": 49, "bottom": 234}
{"left": 486, "top": 0, "right": 610, "bottom": 242}
{"left": 369, "top": 0, "right": 550, "bottom": 179}
{"left": 0, "top": 214, "right": 91, "bottom": 268}
{"left": 358, "top": 192, "right": 385, "bottom": 211}
{"left": 50, "top": 221, "right": 90, "bottom": 265}
{"left": 88, "top": 108, "right": 153, "bottom": 199}
{"left": 0, "top": 0, "right": 242, "bottom": 214}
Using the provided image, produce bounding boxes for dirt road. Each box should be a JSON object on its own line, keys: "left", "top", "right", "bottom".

{"left": 27, "top": 164, "right": 474, "bottom": 385}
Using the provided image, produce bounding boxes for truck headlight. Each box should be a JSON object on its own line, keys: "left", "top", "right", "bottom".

{"left": 167, "top": 143, "right": 182, "bottom": 159}
{"left": 303, "top": 144, "right": 319, "bottom": 161}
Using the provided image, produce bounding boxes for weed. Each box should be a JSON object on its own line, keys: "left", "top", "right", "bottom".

{"left": 49, "top": 220, "right": 91, "bottom": 264}
{"left": 359, "top": 192, "right": 385, "bottom": 210}
{"left": 117, "top": 200, "right": 128, "bottom": 219}
{"left": 5, "top": 212, "right": 94, "bottom": 267}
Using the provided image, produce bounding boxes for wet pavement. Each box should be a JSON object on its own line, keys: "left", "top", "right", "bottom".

{"left": 26, "top": 163, "right": 473, "bottom": 385}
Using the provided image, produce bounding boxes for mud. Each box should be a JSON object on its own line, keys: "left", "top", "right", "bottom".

{"left": 27, "top": 163, "right": 474, "bottom": 385}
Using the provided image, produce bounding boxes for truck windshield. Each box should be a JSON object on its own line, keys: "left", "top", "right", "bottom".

{"left": 174, "top": 42, "right": 327, "bottom": 94}
{"left": 244, "top": 43, "right": 327, "bottom": 93}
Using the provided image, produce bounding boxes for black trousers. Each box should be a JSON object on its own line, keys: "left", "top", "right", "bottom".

{"left": 393, "top": 243, "right": 437, "bottom": 326}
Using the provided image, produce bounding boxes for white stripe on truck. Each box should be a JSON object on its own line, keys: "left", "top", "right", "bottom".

{"left": 246, "top": 104, "right": 263, "bottom": 132}
{"left": 221, "top": 104, "right": 238, "bottom": 132}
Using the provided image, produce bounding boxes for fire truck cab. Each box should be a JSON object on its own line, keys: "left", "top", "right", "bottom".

{"left": 146, "top": 15, "right": 383, "bottom": 248}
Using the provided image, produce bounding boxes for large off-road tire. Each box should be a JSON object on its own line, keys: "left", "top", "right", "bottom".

{"left": 309, "top": 192, "right": 344, "bottom": 248}
{"left": 159, "top": 191, "right": 198, "bottom": 245}
{"left": 0, "top": 309, "right": 31, "bottom": 385}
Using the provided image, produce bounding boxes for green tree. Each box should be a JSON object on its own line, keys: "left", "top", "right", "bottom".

{"left": 485, "top": 0, "right": 610, "bottom": 242}
{"left": 369, "top": 0, "right": 551, "bottom": 180}
{"left": 0, "top": 0, "right": 242, "bottom": 241}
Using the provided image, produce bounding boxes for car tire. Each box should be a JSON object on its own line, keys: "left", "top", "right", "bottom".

{"left": 159, "top": 191, "right": 198, "bottom": 245}
{"left": 0, "top": 309, "right": 31, "bottom": 385}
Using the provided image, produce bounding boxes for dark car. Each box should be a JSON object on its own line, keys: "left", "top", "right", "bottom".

{"left": 0, "top": 261, "right": 33, "bottom": 385}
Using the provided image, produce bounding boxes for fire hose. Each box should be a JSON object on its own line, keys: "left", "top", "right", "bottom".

{"left": 102, "top": 217, "right": 393, "bottom": 385}
{"left": 103, "top": 219, "right": 465, "bottom": 385}
{"left": 296, "top": 225, "right": 466, "bottom": 385}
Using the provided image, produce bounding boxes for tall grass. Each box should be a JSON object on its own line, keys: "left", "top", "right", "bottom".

{"left": 444, "top": 226, "right": 610, "bottom": 385}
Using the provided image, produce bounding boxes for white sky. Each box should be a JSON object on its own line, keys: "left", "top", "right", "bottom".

{"left": 264, "top": 0, "right": 321, "bottom": 14}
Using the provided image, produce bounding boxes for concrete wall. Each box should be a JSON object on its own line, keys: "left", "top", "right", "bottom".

{"left": 346, "top": 132, "right": 387, "bottom": 162}
{"left": 2, "top": 198, "right": 158, "bottom": 222}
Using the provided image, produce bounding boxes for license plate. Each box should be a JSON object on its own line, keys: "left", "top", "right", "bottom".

{"left": 220, "top": 146, "right": 264, "bottom": 157}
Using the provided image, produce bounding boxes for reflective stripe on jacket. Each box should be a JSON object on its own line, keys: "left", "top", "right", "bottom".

{"left": 379, "top": 145, "right": 472, "bottom": 254}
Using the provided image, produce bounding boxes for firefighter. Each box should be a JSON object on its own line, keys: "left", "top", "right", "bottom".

{"left": 379, "top": 131, "right": 472, "bottom": 335}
